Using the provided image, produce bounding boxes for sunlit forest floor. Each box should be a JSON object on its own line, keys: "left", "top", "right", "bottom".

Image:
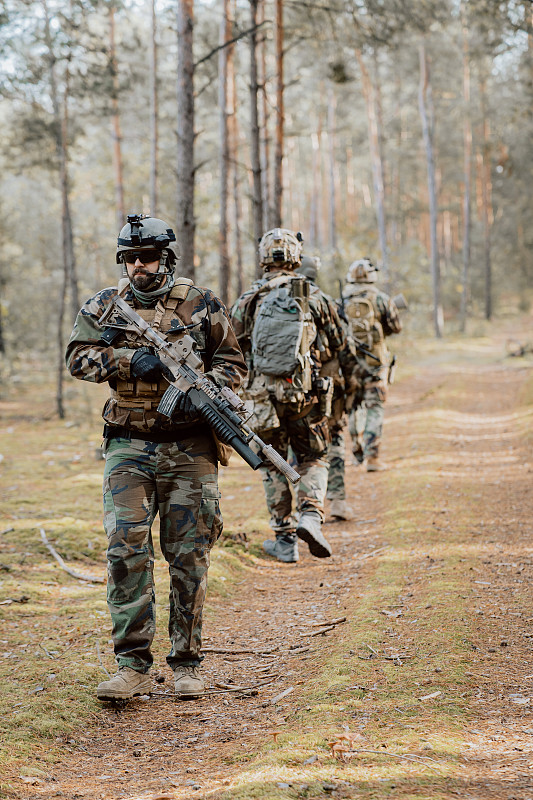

{"left": 0, "top": 318, "right": 532, "bottom": 800}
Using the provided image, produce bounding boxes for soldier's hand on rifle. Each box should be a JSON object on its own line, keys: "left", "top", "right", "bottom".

{"left": 173, "top": 389, "right": 199, "bottom": 421}
{"left": 130, "top": 348, "right": 174, "bottom": 383}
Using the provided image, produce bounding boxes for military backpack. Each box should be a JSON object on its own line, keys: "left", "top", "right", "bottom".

{"left": 250, "top": 275, "right": 315, "bottom": 405}
{"left": 344, "top": 288, "right": 386, "bottom": 365}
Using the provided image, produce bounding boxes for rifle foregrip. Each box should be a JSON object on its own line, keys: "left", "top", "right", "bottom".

{"left": 261, "top": 445, "right": 300, "bottom": 485}
{"left": 198, "top": 404, "right": 263, "bottom": 471}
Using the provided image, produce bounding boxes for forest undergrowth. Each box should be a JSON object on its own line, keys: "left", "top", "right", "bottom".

{"left": 0, "top": 318, "right": 532, "bottom": 799}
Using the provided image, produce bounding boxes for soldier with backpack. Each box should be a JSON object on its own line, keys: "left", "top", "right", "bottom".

{"left": 231, "top": 229, "right": 348, "bottom": 562}
{"left": 297, "top": 256, "right": 358, "bottom": 521}
{"left": 342, "top": 258, "right": 402, "bottom": 472}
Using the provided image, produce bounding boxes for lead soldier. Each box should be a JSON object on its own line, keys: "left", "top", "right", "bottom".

{"left": 66, "top": 214, "right": 247, "bottom": 701}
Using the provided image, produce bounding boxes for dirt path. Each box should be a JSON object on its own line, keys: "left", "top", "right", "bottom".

{"left": 12, "top": 344, "right": 533, "bottom": 800}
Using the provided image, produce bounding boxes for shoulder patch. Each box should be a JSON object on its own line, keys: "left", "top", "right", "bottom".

{"left": 170, "top": 278, "right": 194, "bottom": 300}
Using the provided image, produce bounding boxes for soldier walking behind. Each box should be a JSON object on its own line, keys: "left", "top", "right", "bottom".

{"left": 231, "top": 228, "right": 347, "bottom": 563}
{"left": 66, "top": 214, "right": 246, "bottom": 701}
{"left": 297, "top": 256, "right": 357, "bottom": 521}
{"left": 342, "top": 258, "right": 402, "bottom": 471}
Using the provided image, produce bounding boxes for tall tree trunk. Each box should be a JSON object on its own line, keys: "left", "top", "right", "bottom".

{"left": 418, "top": 41, "right": 443, "bottom": 338}
{"left": 149, "top": 0, "right": 158, "bottom": 216}
{"left": 327, "top": 86, "right": 337, "bottom": 251}
{"left": 355, "top": 49, "right": 388, "bottom": 277}
{"left": 479, "top": 70, "right": 493, "bottom": 320}
{"left": 218, "top": 0, "right": 231, "bottom": 303}
{"left": 109, "top": 7, "right": 125, "bottom": 229}
{"left": 228, "top": 2, "right": 243, "bottom": 298}
{"left": 0, "top": 276, "right": 5, "bottom": 355}
{"left": 258, "top": 0, "right": 271, "bottom": 230}
{"left": 176, "top": 0, "right": 195, "bottom": 279}
{"left": 460, "top": 2, "right": 472, "bottom": 333}
{"left": 43, "top": 0, "right": 79, "bottom": 416}
{"left": 249, "top": 0, "right": 263, "bottom": 276}
{"left": 273, "top": 0, "right": 284, "bottom": 227}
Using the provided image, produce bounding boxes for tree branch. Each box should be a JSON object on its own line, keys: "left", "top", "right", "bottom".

{"left": 194, "top": 20, "right": 269, "bottom": 69}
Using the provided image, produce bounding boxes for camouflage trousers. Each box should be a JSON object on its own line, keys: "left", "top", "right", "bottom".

{"left": 258, "top": 404, "right": 330, "bottom": 532}
{"left": 348, "top": 380, "right": 387, "bottom": 459}
{"left": 326, "top": 427, "right": 346, "bottom": 501}
{"left": 103, "top": 432, "right": 222, "bottom": 673}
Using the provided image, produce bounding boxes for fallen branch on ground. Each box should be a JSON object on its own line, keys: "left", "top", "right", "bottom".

{"left": 40, "top": 528, "right": 105, "bottom": 583}
{"left": 150, "top": 678, "right": 276, "bottom": 699}
{"left": 308, "top": 616, "right": 347, "bottom": 628}
{"left": 333, "top": 746, "right": 442, "bottom": 772}
{"left": 201, "top": 646, "right": 278, "bottom": 655}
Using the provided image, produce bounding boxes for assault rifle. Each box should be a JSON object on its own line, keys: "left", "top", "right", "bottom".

{"left": 98, "top": 295, "right": 300, "bottom": 484}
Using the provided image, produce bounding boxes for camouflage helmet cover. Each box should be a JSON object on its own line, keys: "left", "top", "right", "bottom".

{"left": 116, "top": 214, "right": 179, "bottom": 266}
{"left": 346, "top": 257, "right": 378, "bottom": 283}
{"left": 259, "top": 227, "right": 303, "bottom": 269}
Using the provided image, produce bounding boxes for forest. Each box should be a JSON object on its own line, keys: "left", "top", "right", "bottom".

{"left": 0, "top": 0, "right": 532, "bottom": 385}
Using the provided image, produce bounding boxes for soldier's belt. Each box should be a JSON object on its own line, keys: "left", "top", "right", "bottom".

{"left": 103, "top": 423, "right": 208, "bottom": 444}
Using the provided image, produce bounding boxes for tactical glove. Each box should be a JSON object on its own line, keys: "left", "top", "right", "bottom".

{"left": 130, "top": 348, "right": 174, "bottom": 382}
{"left": 173, "top": 389, "right": 199, "bottom": 421}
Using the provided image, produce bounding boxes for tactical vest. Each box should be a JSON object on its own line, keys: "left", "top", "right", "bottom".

{"left": 110, "top": 278, "right": 204, "bottom": 413}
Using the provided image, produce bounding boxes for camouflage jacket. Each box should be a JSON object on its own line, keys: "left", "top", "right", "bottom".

{"left": 66, "top": 278, "right": 247, "bottom": 435}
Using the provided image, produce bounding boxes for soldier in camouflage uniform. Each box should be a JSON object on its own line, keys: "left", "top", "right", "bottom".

{"left": 342, "top": 258, "right": 402, "bottom": 472}
{"left": 231, "top": 230, "right": 351, "bottom": 563}
{"left": 297, "top": 256, "right": 357, "bottom": 521}
{"left": 66, "top": 215, "right": 246, "bottom": 701}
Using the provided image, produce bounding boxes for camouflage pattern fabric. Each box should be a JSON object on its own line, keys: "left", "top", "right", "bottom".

{"left": 66, "top": 278, "right": 245, "bottom": 673}
{"left": 104, "top": 432, "right": 221, "bottom": 671}
{"left": 257, "top": 403, "right": 330, "bottom": 529}
{"left": 348, "top": 369, "right": 387, "bottom": 458}
{"left": 231, "top": 269, "right": 351, "bottom": 529}
{"left": 326, "top": 428, "right": 346, "bottom": 501}
{"left": 343, "top": 283, "right": 401, "bottom": 460}
{"left": 66, "top": 280, "right": 247, "bottom": 436}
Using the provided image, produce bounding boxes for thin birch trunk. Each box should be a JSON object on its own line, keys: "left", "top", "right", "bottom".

{"left": 110, "top": 7, "right": 125, "bottom": 229}
{"left": 273, "top": 0, "right": 284, "bottom": 227}
{"left": 460, "top": 2, "right": 472, "bottom": 333}
{"left": 418, "top": 41, "right": 443, "bottom": 338}
{"left": 218, "top": 0, "right": 231, "bottom": 303}
{"left": 249, "top": 0, "right": 263, "bottom": 276}
{"left": 149, "top": 0, "right": 158, "bottom": 216}
{"left": 176, "top": 0, "right": 195, "bottom": 279}
{"left": 355, "top": 49, "right": 388, "bottom": 277}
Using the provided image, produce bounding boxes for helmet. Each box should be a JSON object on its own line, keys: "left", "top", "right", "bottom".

{"left": 298, "top": 255, "right": 321, "bottom": 283}
{"left": 116, "top": 213, "right": 179, "bottom": 273}
{"left": 346, "top": 257, "right": 378, "bottom": 283}
{"left": 259, "top": 228, "right": 303, "bottom": 269}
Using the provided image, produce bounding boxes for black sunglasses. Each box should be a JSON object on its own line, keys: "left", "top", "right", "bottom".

{"left": 122, "top": 249, "right": 161, "bottom": 265}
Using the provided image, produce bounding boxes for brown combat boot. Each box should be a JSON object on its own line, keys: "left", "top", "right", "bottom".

{"left": 97, "top": 666, "right": 151, "bottom": 701}
{"left": 174, "top": 664, "right": 205, "bottom": 699}
{"left": 366, "top": 456, "right": 387, "bottom": 472}
{"left": 329, "top": 498, "right": 355, "bottom": 520}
